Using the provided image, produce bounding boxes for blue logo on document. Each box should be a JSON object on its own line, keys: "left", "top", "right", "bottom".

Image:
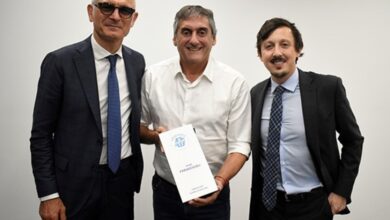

{"left": 173, "top": 134, "right": 186, "bottom": 148}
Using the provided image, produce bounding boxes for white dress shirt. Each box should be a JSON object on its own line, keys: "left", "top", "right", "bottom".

{"left": 91, "top": 35, "right": 132, "bottom": 165}
{"left": 141, "top": 56, "right": 251, "bottom": 185}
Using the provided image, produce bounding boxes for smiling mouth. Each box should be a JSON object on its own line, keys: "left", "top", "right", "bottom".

{"left": 186, "top": 46, "right": 202, "bottom": 51}
{"left": 105, "top": 23, "right": 121, "bottom": 28}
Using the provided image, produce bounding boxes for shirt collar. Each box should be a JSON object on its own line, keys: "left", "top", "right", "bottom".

{"left": 174, "top": 57, "right": 214, "bottom": 83}
{"left": 91, "top": 35, "right": 123, "bottom": 60}
{"left": 270, "top": 68, "right": 299, "bottom": 93}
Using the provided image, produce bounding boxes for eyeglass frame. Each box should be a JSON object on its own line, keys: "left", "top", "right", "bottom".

{"left": 93, "top": 2, "right": 136, "bottom": 19}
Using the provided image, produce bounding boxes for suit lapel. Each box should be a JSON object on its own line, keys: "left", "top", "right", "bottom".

{"left": 123, "top": 47, "right": 143, "bottom": 156}
{"left": 253, "top": 80, "right": 270, "bottom": 128}
{"left": 122, "top": 48, "right": 137, "bottom": 108}
{"left": 252, "top": 79, "right": 270, "bottom": 156}
{"left": 74, "top": 37, "right": 102, "bottom": 136}
{"left": 299, "top": 70, "right": 321, "bottom": 161}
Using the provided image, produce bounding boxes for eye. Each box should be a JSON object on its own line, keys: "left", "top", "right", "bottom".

{"left": 99, "top": 2, "right": 115, "bottom": 13}
{"left": 119, "top": 6, "right": 135, "bottom": 17}
{"left": 281, "top": 41, "right": 290, "bottom": 48}
{"left": 263, "top": 44, "right": 273, "bottom": 50}
{"left": 181, "top": 29, "right": 191, "bottom": 37}
{"left": 198, "top": 29, "right": 208, "bottom": 37}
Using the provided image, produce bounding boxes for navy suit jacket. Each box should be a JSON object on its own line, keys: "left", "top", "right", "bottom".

{"left": 30, "top": 37, "right": 145, "bottom": 215}
{"left": 249, "top": 69, "right": 363, "bottom": 219}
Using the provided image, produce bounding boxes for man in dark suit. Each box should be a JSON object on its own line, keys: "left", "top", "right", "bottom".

{"left": 30, "top": 0, "right": 144, "bottom": 219}
{"left": 249, "top": 17, "right": 363, "bottom": 220}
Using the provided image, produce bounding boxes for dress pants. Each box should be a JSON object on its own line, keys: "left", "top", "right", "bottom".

{"left": 258, "top": 187, "right": 334, "bottom": 220}
{"left": 68, "top": 157, "right": 137, "bottom": 220}
{"left": 152, "top": 174, "right": 230, "bottom": 220}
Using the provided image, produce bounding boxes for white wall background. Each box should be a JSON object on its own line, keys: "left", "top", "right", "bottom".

{"left": 1, "top": 0, "right": 389, "bottom": 219}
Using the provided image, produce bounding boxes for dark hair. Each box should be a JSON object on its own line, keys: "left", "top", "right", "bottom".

{"left": 256, "top": 17, "right": 304, "bottom": 58}
{"left": 173, "top": 5, "right": 217, "bottom": 37}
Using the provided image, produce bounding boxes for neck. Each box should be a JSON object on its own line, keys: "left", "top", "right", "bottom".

{"left": 93, "top": 32, "right": 122, "bottom": 54}
{"left": 271, "top": 70, "right": 296, "bottom": 85}
{"left": 180, "top": 60, "right": 208, "bottom": 82}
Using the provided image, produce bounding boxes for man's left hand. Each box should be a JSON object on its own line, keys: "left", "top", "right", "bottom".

{"left": 328, "top": 192, "right": 347, "bottom": 214}
{"left": 188, "top": 178, "right": 224, "bottom": 207}
{"left": 188, "top": 190, "right": 221, "bottom": 207}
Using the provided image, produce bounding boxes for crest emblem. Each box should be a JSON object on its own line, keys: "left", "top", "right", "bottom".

{"left": 174, "top": 134, "right": 186, "bottom": 148}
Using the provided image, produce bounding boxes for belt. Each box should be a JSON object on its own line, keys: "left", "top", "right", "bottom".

{"left": 277, "top": 187, "right": 324, "bottom": 202}
{"left": 98, "top": 156, "right": 133, "bottom": 169}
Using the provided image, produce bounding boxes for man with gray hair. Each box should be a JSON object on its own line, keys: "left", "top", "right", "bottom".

{"left": 140, "top": 5, "right": 251, "bottom": 220}
{"left": 30, "top": 0, "right": 144, "bottom": 219}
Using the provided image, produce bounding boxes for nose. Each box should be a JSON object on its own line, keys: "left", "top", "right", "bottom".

{"left": 273, "top": 45, "right": 282, "bottom": 56}
{"left": 109, "top": 8, "right": 121, "bottom": 20}
{"left": 189, "top": 32, "right": 200, "bottom": 44}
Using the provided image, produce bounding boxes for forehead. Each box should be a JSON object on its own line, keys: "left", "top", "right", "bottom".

{"left": 263, "top": 26, "right": 294, "bottom": 43}
{"left": 103, "top": 0, "right": 135, "bottom": 6}
{"left": 178, "top": 16, "right": 211, "bottom": 30}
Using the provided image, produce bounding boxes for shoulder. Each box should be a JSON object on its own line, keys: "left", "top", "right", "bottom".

{"left": 47, "top": 38, "right": 90, "bottom": 58}
{"left": 213, "top": 59, "right": 245, "bottom": 79}
{"left": 122, "top": 45, "right": 145, "bottom": 62}
{"left": 211, "top": 59, "right": 250, "bottom": 92}
{"left": 300, "top": 69, "right": 341, "bottom": 85}
{"left": 299, "top": 69, "right": 345, "bottom": 95}
{"left": 251, "top": 78, "right": 269, "bottom": 94}
{"left": 146, "top": 57, "right": 179, "bottom": 76}
{"left": 41, "top": 38, "right": 92, "bottom": 68}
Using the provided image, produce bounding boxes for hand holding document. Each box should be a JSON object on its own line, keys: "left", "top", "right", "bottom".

{"left": 159, "top": 124, "right": 218, "bottom": 203}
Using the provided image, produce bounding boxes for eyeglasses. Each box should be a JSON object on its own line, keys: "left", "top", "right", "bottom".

{"left": 93, "top": 2, "right": 135, "bottom": 19}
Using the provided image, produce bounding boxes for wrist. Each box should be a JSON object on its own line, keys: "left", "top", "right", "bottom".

{"left": 214, "top": 175, "right": 229, "bottom": 190}
{"left": 153, "top": 131, "right": 160, "bottom": 145}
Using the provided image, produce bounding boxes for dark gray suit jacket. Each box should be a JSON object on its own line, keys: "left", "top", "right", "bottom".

{"left": 249, "top": 69, "right": 363, "bottom": 219}
{"left": 30, "top": 36, "right": 145, "bottom": 216}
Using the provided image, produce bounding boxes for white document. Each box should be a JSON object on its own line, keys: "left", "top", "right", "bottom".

{"left": 159, "top": 124, "right": 218, "bottom": 202}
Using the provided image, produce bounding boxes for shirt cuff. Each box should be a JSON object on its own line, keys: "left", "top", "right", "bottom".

{"left": 228, "top": 142, "right": 251, "bottom": 157}
{"left": 40, "top": 193, "right": 60, "bottom": 202}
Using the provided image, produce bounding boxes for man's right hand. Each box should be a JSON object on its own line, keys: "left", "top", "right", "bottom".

{"left": 39, "top": 198, "right": 66, "bottom": 220}
{"left": 155, "top": 126, "right": 167, "bottom": 152}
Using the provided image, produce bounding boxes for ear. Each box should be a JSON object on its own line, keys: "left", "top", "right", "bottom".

{"left": 173, "top": 35, "right": 177, "bottom": 46}
{"left": 129, "top": 12, "right": 138, "bottom": 28}
{"left": 212, "top": 36, "right": 216, "bottom": 46}
{"left": 295, "top": 48, "right": 303, "bottom": 62}
{"left": 298, "top": 48, "right": 303, "bottom": 57}
{"left": 87, "top": 4, "right": 94, "bottom": 22}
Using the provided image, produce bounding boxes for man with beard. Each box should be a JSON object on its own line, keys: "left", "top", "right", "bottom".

{"left": 249, "top": 17, "right": 363, "bottom": 220}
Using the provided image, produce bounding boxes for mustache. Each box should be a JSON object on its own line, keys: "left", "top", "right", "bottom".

{"left": 271, "top": 56, "right": 286, "bottom": 63}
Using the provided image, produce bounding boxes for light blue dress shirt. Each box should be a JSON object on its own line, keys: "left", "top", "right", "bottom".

{"left": 261, "top": 69, "right": 322, "bottom": 194}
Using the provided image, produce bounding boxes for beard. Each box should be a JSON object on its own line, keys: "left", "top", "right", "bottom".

{"left": 270, "top": 70, "right": 289, "bottom": 79}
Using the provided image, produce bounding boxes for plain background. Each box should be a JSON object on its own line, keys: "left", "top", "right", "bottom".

{"left": 1, "top": 0, "right": 389, "bottom": 219}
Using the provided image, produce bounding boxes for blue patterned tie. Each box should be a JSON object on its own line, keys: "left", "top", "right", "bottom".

{"left": 107, "top": 55, "right": 121, "bottom": 173}
{"left": 262, "top": 85, "right": 285, "bottom": 210}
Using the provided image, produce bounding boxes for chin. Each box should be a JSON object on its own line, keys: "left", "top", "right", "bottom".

{"left": 270, "top": 71, "right": 288, "bottom": 79}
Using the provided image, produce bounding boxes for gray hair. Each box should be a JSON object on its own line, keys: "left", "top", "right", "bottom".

{"left": 173, "top": 5, "right": 217, "bottom": 37}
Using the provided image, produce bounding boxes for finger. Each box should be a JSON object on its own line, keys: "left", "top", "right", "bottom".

{"left": 156, "top": 127, "right": 167, "bottom": 133}
{"left": 331, "top": 206, "right": 337, "bottom": 215}
{"left": 188, "top": 199, "right": 202, "bottom": 207}
{"left": 60, "top": 208, "right": 66, "bottom": 220}
{"left": 190, "top": 197, "right": 209, "bottom": 207}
